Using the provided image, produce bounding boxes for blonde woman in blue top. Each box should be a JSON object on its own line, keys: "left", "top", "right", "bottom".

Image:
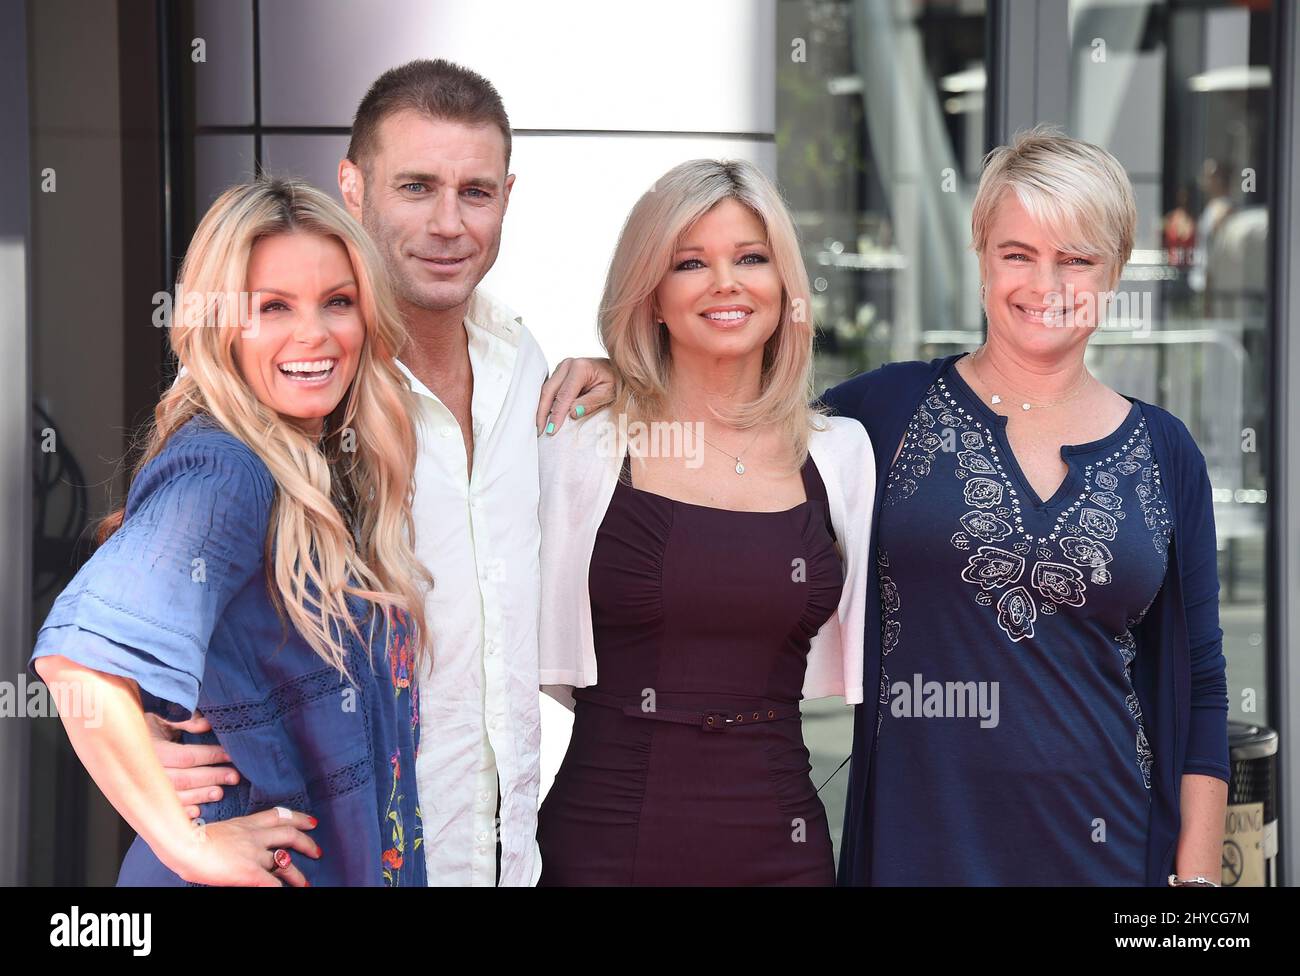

{"left": 31, "top": 177, "right": 431, "bottom": 886}
{"left": 827, "top": 128, "right": 1230, "bottom": 886}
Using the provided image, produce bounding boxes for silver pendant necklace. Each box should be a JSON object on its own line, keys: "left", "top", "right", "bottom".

{"left": 701, "top": 429, "right": 762, "bottom": 475}
{"left": 971, "top": 349, "right": 1092, "bottom": 411}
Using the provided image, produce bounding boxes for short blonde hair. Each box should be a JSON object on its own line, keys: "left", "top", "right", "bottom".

{"left": 971, "top": 125, "right": 1137, "bottom": 286}
{"left": 599, "top": 158, "right": 817, "bottom": 467}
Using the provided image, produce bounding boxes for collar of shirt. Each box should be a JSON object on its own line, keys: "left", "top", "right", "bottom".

{"left": 394, "top": 290, "right": 524, "bottom": 453}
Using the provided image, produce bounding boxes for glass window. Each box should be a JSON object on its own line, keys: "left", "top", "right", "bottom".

{"left": 192, "top": 0, "right": 255, "bottom": 127}
{"left": 777, "top": 0, "right": 988, "bottom": 860}
{"left": 194, "top": 134, "right": 257, "bottom": 210}
{"left": 261, "top": 134, "right": 351, "bottom": 198}
{"left": 1068, "top": 0, "right": 1275, "bottom": 724}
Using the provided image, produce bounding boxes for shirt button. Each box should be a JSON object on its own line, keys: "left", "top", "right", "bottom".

{"left": 485, "top": 640, "right": 497, "bottom": 656}
{"left": 477, "top": 830, "right": 491, "bottom": 843}
{"left": 440, "top": 426, "right": 455, "bottom": 438}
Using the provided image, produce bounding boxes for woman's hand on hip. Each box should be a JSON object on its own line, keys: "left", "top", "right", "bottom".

{"left": 169, "top": 807, "right": 321, "bottom": 887}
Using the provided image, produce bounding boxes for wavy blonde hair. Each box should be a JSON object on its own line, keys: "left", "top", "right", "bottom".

{"left": 101, "top": 176, "right": 430, "bottom": 680}
{"left": 599, "top": 159, "right": 819, "bottom": 468}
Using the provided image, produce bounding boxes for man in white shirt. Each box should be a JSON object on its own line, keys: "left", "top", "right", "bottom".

{"left": 337, "top": 59, "right": 548, "bottom": 888}
{"left": 150, "top": 59, "right": 609, "bottom": 886}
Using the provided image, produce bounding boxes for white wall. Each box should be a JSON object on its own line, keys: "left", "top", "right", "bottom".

{"left": 245, "top": 0, "right": 777, "bottom": 366}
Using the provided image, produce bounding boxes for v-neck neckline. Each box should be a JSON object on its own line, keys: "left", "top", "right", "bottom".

{"left": 943, "top": 353, "right": 1141, "bottom": 511}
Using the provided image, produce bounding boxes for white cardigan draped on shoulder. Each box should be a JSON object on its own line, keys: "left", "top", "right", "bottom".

{"left": 537, "top": 410, "right": 875, "bottom": 708}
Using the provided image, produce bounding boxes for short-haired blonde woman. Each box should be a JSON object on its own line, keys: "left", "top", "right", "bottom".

{"left": 31, "top": 177, "right": 431, "bottom": 886}
{"left": 536, "top": 159, "right": 875, "bottom": 885}
{"left": 826, "top": 128, "right": 1229, "bottom": 886}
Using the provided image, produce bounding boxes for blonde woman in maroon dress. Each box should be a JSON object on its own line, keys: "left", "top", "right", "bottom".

{"left": 535, "top": 159, "right": 875, "bottom": 885}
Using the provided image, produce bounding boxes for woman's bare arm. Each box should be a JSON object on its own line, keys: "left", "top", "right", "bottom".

{"left": 34, "top": 653, "right": 318, "bottom": 885}
{"left": 36, "top": 654, "right": 199, "bottom": 867}
{"left": 1174, "top": 772, "right": 1228, "bottom": 881}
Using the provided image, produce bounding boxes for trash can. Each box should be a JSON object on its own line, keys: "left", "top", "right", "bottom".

{"left": 1222, "top": 720, "right": 1278, "bottom": 887}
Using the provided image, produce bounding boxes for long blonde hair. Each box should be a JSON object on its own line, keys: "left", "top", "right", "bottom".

{"left": 599, "top": 159, "right": 819, "bottom": 468}
{"left": 101, "top": 176, "right": 430, "bottom": 679}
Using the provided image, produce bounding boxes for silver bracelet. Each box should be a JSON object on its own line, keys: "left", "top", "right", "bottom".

{"left": 1168, "top": 873, "right": 1220, "bottom": 887}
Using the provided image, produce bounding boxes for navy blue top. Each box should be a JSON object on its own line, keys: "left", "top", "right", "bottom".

{"left": 821, "top": 353, "right": 1230, "bottom": 886}
{"left": 868, "top": 359, "right": 1172, "bottom": 884}
{"left": 31, "top": 415, "right": 424, "bottom": 887}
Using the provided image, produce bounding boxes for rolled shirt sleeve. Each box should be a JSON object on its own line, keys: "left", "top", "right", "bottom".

{"left": 30, "top": 424, "right": 274, "bottom": 721}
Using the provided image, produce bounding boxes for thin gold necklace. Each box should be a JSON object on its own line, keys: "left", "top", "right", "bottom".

{"left": 968, "top": 349, "right": 1093, "bottom": 412}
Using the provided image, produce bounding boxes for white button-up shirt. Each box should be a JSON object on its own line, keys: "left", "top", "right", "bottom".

{"left": 396, "top": 290, "right": 546, "bottom": 886}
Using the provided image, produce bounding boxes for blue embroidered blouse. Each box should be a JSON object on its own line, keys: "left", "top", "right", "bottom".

{"left": 30, "top": 415, "right": 424, "bottom": 887}
{"left": 822, "top": 353, "right": 1231, "bottom": 886}
{"left": 868, "top": 358, "right": 1173, "bottom": 884}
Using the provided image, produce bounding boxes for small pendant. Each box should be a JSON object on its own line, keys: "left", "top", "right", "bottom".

{"left": 735, "top": 459, "right": 745, "bottom": 475}
{"left": 990, "top": 394, "right": 1001, "bottom": 405}
{"left": 1022, "top": 402, "right": 1031, "bottom": 411}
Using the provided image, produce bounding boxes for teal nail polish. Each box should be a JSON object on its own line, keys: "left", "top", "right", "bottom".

{"left": 545, "top": 421, "right": 555, "bottom": 435}
{"left": 574, "top": 404, "right": 586, "bottom": 418}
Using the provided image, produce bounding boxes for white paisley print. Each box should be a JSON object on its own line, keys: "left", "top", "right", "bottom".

{"left": 876, "top": 547, "right": 899, "bottom": 748}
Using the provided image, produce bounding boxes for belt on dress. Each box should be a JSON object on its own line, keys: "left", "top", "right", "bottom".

{"left": 571, "top": 687, "right": 800, "bottom": 733}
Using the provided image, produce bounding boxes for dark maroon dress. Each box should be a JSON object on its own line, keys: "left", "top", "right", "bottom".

{"left": 537, "top": 455, "right": 844, "bottom": 885}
